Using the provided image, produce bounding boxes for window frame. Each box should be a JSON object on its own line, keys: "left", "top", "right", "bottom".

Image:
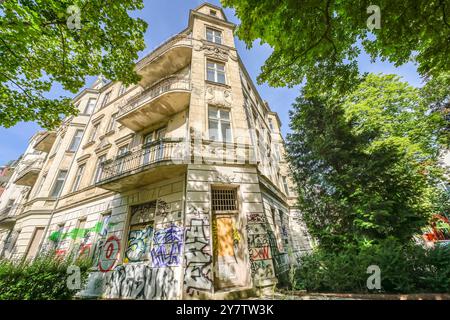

{"left": 71, "top": 164, "right": 85, "bottom": 192}
{"left": 83, "top": 98, "right": 97, "bottom": 115}
{"left": 211, "top": 186, "right": 239, "bottom": 214}
{"left": 123, "top": 201, "right": 157, "bottom": 263}
{"left": 208, "top": 106, "right": 232, "bottom": 143}
{"left": 93, "top": 155, "right": 106, "bottom": 184}
{"left": 206, "top": 27, "right": 222, "bottom": 44}
{"left": 88, "top": 123, "right": 100, "bottom": 142}
{"left": 206, "top": 60, "right": 226, "bottom": 84}
{"left": 68, "top": 129, "right": 84, "bottom": 152}
{"left": 107, "top": 113, "right": 117, "bottom": 133}
{"left": 50, "top": 170, "right": 68, "bottom": 198}
{"left": 100, "top": 91, "right": 111, "bottom": 109}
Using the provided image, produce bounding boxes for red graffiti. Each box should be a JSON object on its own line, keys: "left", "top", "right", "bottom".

{"left": 249, "top": 246, "right": 271, "bottom": 261}
{"left": 98, "top": 236, "right": 121, "bottom": 272}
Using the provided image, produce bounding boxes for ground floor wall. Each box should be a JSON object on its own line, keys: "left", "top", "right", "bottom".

{"left": 0, "top": 164, "right": 312, "bottom": 299}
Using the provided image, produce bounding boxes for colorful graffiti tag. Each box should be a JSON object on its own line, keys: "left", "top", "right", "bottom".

{"left": 98, "top": 236, "right": 121, "bottom": 272}
{"left": 125, "top": 226, "right": 153, "bottom": 262}
{"left": 151, "top": 224, "right": 183, "bottom": 267}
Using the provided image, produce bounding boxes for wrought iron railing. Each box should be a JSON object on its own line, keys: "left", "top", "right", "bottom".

{"left": 118, "top": 77, "right": 191, "bottom": 118}
{"left": 97, "top": 139, "right": 186, "bottom": 183}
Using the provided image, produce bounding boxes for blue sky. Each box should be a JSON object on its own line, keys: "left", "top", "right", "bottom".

{"left": 0, "top": 0, "right": 424, "bottom": 165}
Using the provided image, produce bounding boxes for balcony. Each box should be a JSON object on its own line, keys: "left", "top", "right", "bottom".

{"left": 34, "top": 131, "right": 57, "bottom": 153}
{"left": 96, "top": 139, "right": 187, "bottom": 192}
{"left": 14, "top": 160, "right": 44, "bottom": 186}
{"left": 0, "top": 204, "right": 22, "bottom": 226}
{"left": 136, "top": 34, "right": 193, "bottom": 88}
{"left": 117, "top": 77, "right": 191, "bottom": 131}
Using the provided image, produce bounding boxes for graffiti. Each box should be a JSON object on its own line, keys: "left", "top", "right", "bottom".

{"left": 247, "top": 213, "right": 265, "bottom": 223}
{"left": 98, "top": 236, "right": 121, "bottom": 272}
{"left": 251, "top": 259, "right": 274, "bottom": 281}
{"left": 246, "top": 224, "right": 265, "bottom": 234}
{"left": 184, "top": 217, "right": 213, "bottom": 296}
{"left": 151, "top": 224, "right": 183, "bottom": 267}
{"left": 249, "top": 246, "right": 271, "bottom": 261}
{"left": 248, "top": 233, "right": 270, "bottom": 247}
{"left": 186, "top": 206, "right": 209, "bottom": 217}
{"left": 156, "top": 200, "right": 171, "bottom": 217}
{"left": 125, "top": 226, "right": 153, "bottom": 262}
{"left": 104, "top": 263, "right": 179, "bottom": 300}
{"left": 273, "top": 253, "right": 290, "bottom": 274}
{"left": 48, "top": 220, "right": 118, "bottom": 242}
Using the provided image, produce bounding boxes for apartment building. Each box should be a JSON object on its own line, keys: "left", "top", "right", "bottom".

{"left": 0, "top": 3, "right": 312, "bottom": 299}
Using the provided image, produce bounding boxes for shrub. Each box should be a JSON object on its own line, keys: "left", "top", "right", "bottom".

{"left": 0, "top": 253, "right": 91, "bottom": 300}
{"left": 294, "top": 240, "right": 450, "bottom": 293}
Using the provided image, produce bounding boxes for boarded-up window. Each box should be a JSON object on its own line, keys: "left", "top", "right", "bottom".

{"left": 211, "top": 188, "right": 238, "bottom": 212}
{"left": 125, "top": 201, "right": 156, "bottom": 262}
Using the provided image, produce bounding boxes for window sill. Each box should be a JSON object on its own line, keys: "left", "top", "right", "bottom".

{"left": 82, "top": 141, "right": 96, "bottom": 149}
{"left": 205, "top": 80, "right": 231, "bottom": 89}
{"left": 104, "top": 129, "right": 116, "bottom": 137}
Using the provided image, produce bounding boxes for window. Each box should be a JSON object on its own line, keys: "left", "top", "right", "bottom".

{"left": 50, "top": 170, "right": 67, "bottom": 198}
{"left": 68, "top": 129, "right": 83, "bottom": 152}
{"left": 107, "top": 113, "right": 117, "bottom": 132}
{"left": 25, "top": 227, "right": 45, "bottom": 260}
{"left": 118, "top": 84, "right": 126, "bottom": 96}
{"left": 35, "top": 173, "right": 46, "bottom": 196}
{"left": 72, "top": 164, "right": 85, "bottom": 192}
{"left": 208, "top": 107, "right": 232, "bottom": 142}
{"left": 206, "top": 27, "right": 222, "bottom": 44}
{"left": 282, "top": 176, "right": 290, "bottom": 196}
{"left": 84, "top": 98, "right": 96, "bottom": 115}
{"left": 212, "top": 188, "right": 238, "bottom": 212}
{"left": 269, "top": 119, "right": 274, "bottom": 132}
{"left": 207, "top": 61, "right": 226, "bottom": 84}
{"left": 125, "top": 201, "right": 156, "bottom": 262}
{"left": 51, "top": 135, "right": 63, "bottom": 156}
{"left": 93, "top": 155, "right": 106, "bottom": 183}
{"left": 100, "top": 91, "right": 111, "bottom": 109}
{"left": 88, "top": 123, "right": 100, "bottom": 142}
{"left": 210, "top": 9, "right": 217, "bottom": 16}
{"left": 115, "top": 145, "right": 129, "bottom": 174}
{"left": 6, "top": 199, "right": 14, "bottom": 208}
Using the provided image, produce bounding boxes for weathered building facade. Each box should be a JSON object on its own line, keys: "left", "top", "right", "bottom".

{"left": 0, "top": 3, "right": 312, "bottom": 299}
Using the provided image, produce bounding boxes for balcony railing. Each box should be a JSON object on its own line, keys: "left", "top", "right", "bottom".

{"left": 97, "top": 139, "right": 186, "bottom": 184}
{"left": 14, "top": 159, "right": 44, "bottom": 186}
{"left": 118, "top": 77, "right": 191, "bottom": 118}
{"left": 0, "top": 204, "right": 22, "bottom": 222}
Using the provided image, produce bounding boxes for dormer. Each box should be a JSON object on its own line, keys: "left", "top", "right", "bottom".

{"left": 194, "top": 3, "right": 228, "bottom": 21}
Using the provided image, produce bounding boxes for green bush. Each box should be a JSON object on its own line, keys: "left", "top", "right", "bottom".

{"left": 294, "top": 240, "right": 450, "bottom": 293}
{"left": 0, "top": 253, "right": 91, "bottom": 300}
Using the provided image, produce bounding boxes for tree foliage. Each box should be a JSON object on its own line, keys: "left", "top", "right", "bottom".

{"left": 222, "top": 0, "right": 450, "bottom": 93}
{"left": 287, "top": 74, "right": 447, "bottom": 250}
{"left": 0, "top": 0, "right": 147, "bottom": 129}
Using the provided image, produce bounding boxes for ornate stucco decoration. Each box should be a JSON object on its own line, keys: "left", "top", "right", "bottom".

{"left": 195, "top": 43, "right": 230, "bottom": 61}
{"left": 205, "top": 86, "right": 232, "bottom": 108}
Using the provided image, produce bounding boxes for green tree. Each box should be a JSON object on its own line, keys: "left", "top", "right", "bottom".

{"left": 287, "top": 74, "right": 445, "bottom": 251}
{"left": 222, "top": 0, "right": 450, "bottom": 93}
{"left": 0, "top": 0, "right": 147, "bottom": 129}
